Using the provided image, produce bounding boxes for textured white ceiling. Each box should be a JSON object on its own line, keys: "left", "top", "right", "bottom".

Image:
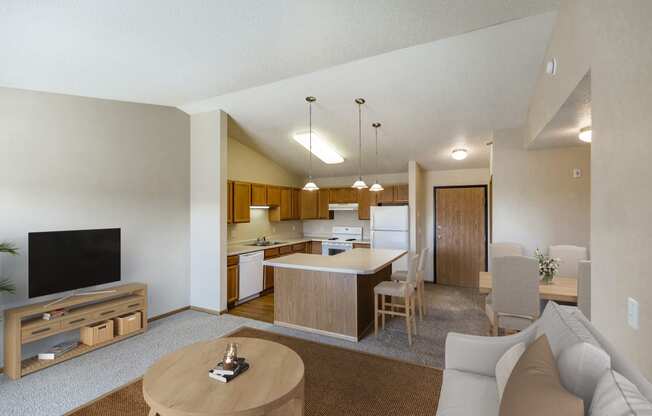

{"left": 530, "top": 72, "right": 591, "bottom": 149}
{"left": 1, "top": 0, "right": 558, "bottom": 106}
{"left": 183, "top": 12, "right": 557, "bottom": 176}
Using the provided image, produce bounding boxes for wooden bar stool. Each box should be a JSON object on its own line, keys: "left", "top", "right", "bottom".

{"left": 374, "top": 256, "right": 418, "bottom": 346}
{"left": 391, "top": 247, "right": 429, "bottom": 320}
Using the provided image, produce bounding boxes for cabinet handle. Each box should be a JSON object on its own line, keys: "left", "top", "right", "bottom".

{"left": 100, "top": 310, "right": 115, "bottom": 316}
{"left": 97, "top": 324, "right": 107, "bottom": 330}
{"left": 127, "top": 303, "right": 140, "bottom": 308}
{"left": 69, "top": 318, "right": 85, "bottom": 324}
{"left": 32, "top": 327, "right": 51, "bottom": 335}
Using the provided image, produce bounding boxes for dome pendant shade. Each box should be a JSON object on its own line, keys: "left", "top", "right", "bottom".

{"left": 352, "top": 178, "right": 368, "bottom": 189}
{"left": 369, "top": 182, "right": 384, "bottom": 192}
{"left": 302, "top": 180, "right": 319, "bottom": 191}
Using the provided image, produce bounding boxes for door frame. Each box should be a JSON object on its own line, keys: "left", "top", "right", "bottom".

{"left": 433, "top": 185, "right": 488, "bottom": 284}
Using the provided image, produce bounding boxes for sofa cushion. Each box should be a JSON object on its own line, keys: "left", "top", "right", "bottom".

{"left": 496, "top": 342, "right": 526, "bottom": 402}
{"left": 590, "top": 370, "right": 652, "bottom": 416}
{"left": 536, "top": 302, "right": 600, "bottom": 357}
{"left": 500, "top": 335, "right": 583, "bottom": 416}
{"left": 558, "top": 342, "right": 611, "bottom": 413}
{"left": 436, "top": 369, "right": 499, "bottom": 416}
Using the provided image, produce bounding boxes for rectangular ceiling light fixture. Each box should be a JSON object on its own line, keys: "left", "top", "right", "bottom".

{"left": 293, "top": 131, "right": 344, "bottom": 164}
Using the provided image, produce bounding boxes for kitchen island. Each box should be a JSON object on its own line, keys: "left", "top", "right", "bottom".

{"left": 264, "top": 248, "right": 406, "bottom": 342}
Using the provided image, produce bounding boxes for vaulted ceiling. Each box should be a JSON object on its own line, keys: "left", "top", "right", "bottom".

{"left": 1, "top": 0, "right": 560, "bottom": 175}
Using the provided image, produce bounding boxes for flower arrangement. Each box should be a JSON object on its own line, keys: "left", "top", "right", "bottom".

{"left": 534, "top": 248, "right": 559, "bottom": 284}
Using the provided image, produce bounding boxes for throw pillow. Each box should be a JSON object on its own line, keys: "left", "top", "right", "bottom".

{"left": 558, "top": 342, "right": 611, "bottom": 413}
{"left": 590, "top": 370, "right": 652, "bottom": 416}
{"left": 496, "top": 342, "right": 526, "bottom": 402}
{"left": 500, "top": 334, "right": 583, "bottom": 416}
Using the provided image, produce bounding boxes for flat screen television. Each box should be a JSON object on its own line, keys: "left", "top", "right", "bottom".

{"left": 28, "top": 228, "right": 121, "bottom": 298}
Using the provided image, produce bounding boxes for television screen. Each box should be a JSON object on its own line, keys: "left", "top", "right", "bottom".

{"left": 28, "top": 228, "right": 121, "bottom": 298}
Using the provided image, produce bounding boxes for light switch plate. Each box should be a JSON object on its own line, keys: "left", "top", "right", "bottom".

{"left": 572, "top": 168, "right": 582, "bottom": 178}
{"left": 628, "top": 297, "right": 639, "bottom": 330}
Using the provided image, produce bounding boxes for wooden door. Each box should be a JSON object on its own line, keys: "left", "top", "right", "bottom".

{"left": 267, "top": 186, "right": 281, "bottom": 207}
{"left": 394, "top": 184, "right": 409, "bottom": 203}
{"left": 251, "top": 183, "right": 267, "bottom": 206}
{"left": 233, "top": 182, "right": 251, "bottom": 223}
{"left": 357, "top": 188, "right": 371, "bottom": 220}
{"left": 300, "top": 190, "right": 318, "bottom": 219}
{"left": 435, "top": 186, "right": 486, "bottom": 288}
{"left": 280, "top": 188, "right": 291, "bottom": 220}
{"left": 227, "top": 181, "right": 233, "bottom": 224}
{"left": 376, "top": 185, "right": 395, "bottom": 204}
{"left": 318, "top": 189, "right": 330, "bottom": 219}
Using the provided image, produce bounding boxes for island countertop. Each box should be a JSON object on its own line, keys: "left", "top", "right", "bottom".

{"left": 263, "top": 248, "right": 406, "bottom": 275}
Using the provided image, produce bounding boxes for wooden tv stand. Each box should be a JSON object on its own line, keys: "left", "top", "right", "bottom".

{"left": 3, "top": 283, "right": 147, "bottom": 380}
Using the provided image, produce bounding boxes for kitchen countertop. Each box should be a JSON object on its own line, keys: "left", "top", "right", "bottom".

{"left": 262, "top": 248, "right": 406, "bottom": 275}
{"left": 227, "top": 237, "right": 371, "bottom": 256}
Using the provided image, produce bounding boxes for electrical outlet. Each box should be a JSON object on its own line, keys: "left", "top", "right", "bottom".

{"left": 628, "top": 297, "right": 639, "bottom": 330}
{"left": 572, "top": 168, "right": 582, "bottom": 178}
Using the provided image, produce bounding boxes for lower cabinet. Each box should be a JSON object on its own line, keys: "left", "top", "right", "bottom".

{"left": 264, "top": 265, "right": 274, "bottom": 291}
{"left": 227, "top": 264, "right": 239, "bottom": 304}
{"left": 310, "top": 241, "right": 322, "bottom": 254}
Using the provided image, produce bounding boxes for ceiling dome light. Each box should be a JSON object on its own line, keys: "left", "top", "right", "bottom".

{"left": 369, "top": 182, "right": 384, "bottom": 192}
{"left": 578, "top": 126, "right": 592, "bottom": 143}
{"left": 451, "top": 148, "right": 468, "bottom": 160}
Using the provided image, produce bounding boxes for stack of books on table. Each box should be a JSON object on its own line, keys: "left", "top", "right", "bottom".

{"left": 38, "top": 341, "right": 79, "bottom": 360}
{"left": 208, "top": 357, "right": 249, "bottom": 383}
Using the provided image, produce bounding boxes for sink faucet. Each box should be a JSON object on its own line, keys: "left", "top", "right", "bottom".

{"left": 256, "top": 236, "right": 267, "bottom": 244}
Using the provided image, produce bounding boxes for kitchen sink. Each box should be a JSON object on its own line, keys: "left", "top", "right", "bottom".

{"left": 246, "top": 241, "right": 285, "bottom": 247}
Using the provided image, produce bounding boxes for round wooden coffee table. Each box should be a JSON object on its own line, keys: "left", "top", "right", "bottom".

{"left": 143, "top": 337, "right": 305, "bottom": 416}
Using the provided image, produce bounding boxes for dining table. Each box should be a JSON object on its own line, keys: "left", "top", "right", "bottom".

{"left": 478, "top": 271, "right": 578, "bottom": 303}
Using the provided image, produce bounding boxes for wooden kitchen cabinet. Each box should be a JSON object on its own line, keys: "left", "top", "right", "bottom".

{"left": 263, "top": 248, "right": 279, "bottom": 291}
{"left": 227, "top": 181, "right": 234, "bottom": 224}
{"left": 279, "top": 187, "right": 292, "bottom": 220}
{"left": 291, "top": 188, "right": 301, "bottom": 220}
{"left": 300, "top": 190, "right": 319, "bottom": 219}
{"left": 292, "top": 243, "right": 307, "bottom": 253}
{"left": 227, "top": 255, "right": 239, "bottom": 304}
{"left": 329, "top": 187, "right": 357, "bottom": 203}
{"left": 394, "top": 183, "right": 409, "bottom": 202}
{"left": 357, "top": 188, "right": 373, "bottom": 220}
{"left": 233, "top": 182, "right": 251, "bottom": 223}
{"left": 251, "top": 183, "right": 267, "bottom": 206}
{"left": 318, "top": 189, "right": 330, "bottom": 219}
{"left": 353, "top": 242, "right": 371, "bottom": 249}
{"left": 375, "top": 185, "right": 395, "bottom": 204}
{"left": 267, "top": 185, "right": 281, "bottom": 207}
{"left": 310, "top": 241, "right": 322, "bottom": 254}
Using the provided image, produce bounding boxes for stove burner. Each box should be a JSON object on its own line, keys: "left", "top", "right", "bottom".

{"left": 327, "top": 237, "right": 338, "bottom": 241}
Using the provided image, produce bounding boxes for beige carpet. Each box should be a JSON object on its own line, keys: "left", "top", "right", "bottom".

{"left": 69, "top": 327, "right": 442, "bottom": 416}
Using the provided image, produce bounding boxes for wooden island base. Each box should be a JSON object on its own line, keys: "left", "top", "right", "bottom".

{"left": 274, "top": 265, "right": 391, "bottom": 342}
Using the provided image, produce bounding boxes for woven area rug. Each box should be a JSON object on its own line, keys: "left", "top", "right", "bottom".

{"left": 68, "top": 327, "right": 442, "bottom": 416}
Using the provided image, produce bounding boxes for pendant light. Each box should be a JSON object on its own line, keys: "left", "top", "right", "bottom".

{"left": 369, "top": 122, "right": 384, "bottom": 192}
{"left": 351, "top": 98, "right": 368, "bottom": 189}
{"left": 302, "top": 96, "right": 319, "bottom": 191}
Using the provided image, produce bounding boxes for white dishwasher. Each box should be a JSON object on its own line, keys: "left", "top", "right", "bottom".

{"left": 238, "top": 251, "right": 264, "bottom": 302}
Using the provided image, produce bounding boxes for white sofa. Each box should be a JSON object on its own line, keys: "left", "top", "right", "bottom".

{"left": 436, "top": 302, "right": 652, "bottom": 416}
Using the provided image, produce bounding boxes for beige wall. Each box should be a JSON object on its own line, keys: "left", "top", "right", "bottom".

{"left": 525, "top": 0, "right": 652, "bottom": 379}
{"left": 227, "top": 137, "right": 302, "bottom": 242}
{"left": 589, "top": 1, "right": 652, "bottom": 379}
{"left": 423, "top": 168, "right": 491, "bottom": 281}
{"left": 492, "top": 127, "right": 591, "bottom": 256}
{"left": 312, "top": 172, "right": 408, "bottom": 188}
{"left": 0, "top": 87, "right": 190, "bottom": 366}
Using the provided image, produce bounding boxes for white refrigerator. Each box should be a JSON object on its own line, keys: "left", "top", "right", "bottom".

{"left": 370, "top": 205, "right": 409, "bottom": 271}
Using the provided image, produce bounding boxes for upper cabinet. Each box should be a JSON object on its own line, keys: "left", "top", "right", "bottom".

{"left": 357, "top": 188, "right": 372, "bottom": 220}
{"left": 251, "top": 183, "right": 267, "bottom": 206}
{"left": 267, "top": 185, "right": 281, "bottom": 207}
{"left": 227, "top": 180, "right": 234, "bottom": 224}
{"left": 279, "top": 187, "right": 292, "bottom": 220}
{"left": 300, "top": 190, "right": 319, "bottom": 219}
{"left": 318, "top": 189, "right": 330, "bottom": 219}
{"left": 375, "top": 186, "right": 395, "bottom": 204}
{"left": 394, "top": 184, "right": 409, "bottom": 203}
{"left": 329, "top": 187, "right": 357, "bottom": 204}
{"left": 233, "top": 182, "right": 251, "bottom": 223}
{"left": 291, "top": 188, "right": 301, "bottom": 220}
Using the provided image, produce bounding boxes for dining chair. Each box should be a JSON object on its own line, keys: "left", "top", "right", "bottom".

{"left": 548, "top": 245, "right": 589, "bottom": 278}
{"left": 374, "top": 256, "right": 418, "bottom": 346}
{"left": 485, "top": 256, "right": 539, "bottom": 336}
{"left": 391, "top": 247, "right": 429, "bottom": 319}
{"left": 578, "top": 260, "right": 591, "bottom": 320}
{"left": 489, "top": 242, "right": 525, "bottom": 258}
